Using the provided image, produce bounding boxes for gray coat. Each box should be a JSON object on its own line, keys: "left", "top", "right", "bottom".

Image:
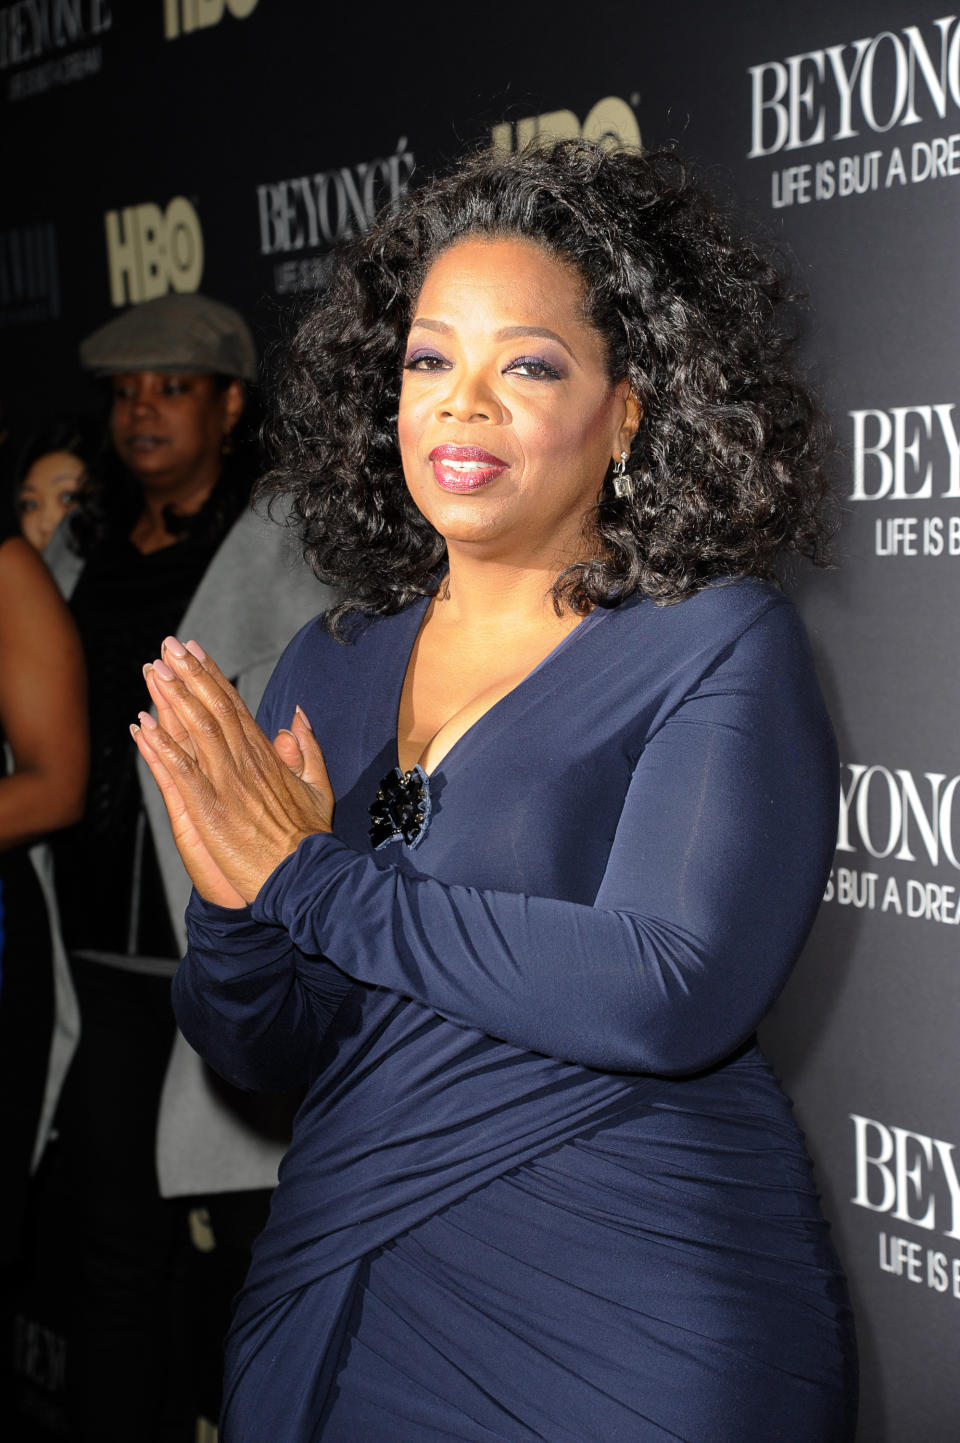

{"left": 43, "top": 505, "right": 335, "bottom": 1195}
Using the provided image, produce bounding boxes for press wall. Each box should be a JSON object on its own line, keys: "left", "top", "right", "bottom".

{"left": 3, "top": 4, "right": 959, "bottom": 1437}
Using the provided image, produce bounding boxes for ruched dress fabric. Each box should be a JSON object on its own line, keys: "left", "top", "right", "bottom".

{"left": 175, "top": 578, "right": 858, "bottom": 1442}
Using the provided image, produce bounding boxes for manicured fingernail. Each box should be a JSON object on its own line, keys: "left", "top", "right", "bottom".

{"left": 153, "top": 659, "right": 175, "bottom": 681}
{"left": 129, "top": 723, "right": 140, "bottom": 739}
{"left": 185, "top": 639, "right": 206, "bottom": 662}
{"left": 278, "top": 727, "right": 301, "bottom": 748}
{"left": 138, "top": 711, "right": 157, "bottom": 730}
{"left": 295, "top": 705, "right": 313, "bottom": 731}
{"left": 162, "top": 635, "right": 187, "bottom": 659}
{"left": 142, "top": 663, "right": 153, "bottom": 679}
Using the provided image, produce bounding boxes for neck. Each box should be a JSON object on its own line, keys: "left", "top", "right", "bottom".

{"left": 437, "top": 518, "right": 600, "bottom": 628}
{"left": 130, "top": 464, "right": 221, "bottom": 554}
{"left": 437, "top": 551, "right": 576, "bottom": 633}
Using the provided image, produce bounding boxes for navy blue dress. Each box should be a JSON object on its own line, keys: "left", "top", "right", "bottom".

{"left": 175, "top": 578, "right": 857, "bottom": 1441}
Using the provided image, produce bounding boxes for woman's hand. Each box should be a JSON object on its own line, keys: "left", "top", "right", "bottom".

{"left": 131, "top": 636, "right": 333, "bottom": 907}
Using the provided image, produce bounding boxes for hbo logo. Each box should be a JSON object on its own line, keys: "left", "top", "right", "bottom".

{"left": 492, "top": 96, "right": 641, "bottom": 154}
{"left": 104, "top": 197, "right": 204, "bottom": 307}
{"left": 164, "top": 0, "right": 259, "bottom": 39}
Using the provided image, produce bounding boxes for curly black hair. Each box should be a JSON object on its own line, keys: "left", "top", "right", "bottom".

{"left": 262, "top": 140, "right": 832, "bottom": 633}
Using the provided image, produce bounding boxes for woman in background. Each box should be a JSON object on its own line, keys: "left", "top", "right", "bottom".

{"left": 43, "top": 291, "right": 330, "bottom": 1441}
{"left": 0, "top": 485, "right": 86, "bottom": 1265}
{"left": 12, "top": 416, "right": 99, "bottom": 552}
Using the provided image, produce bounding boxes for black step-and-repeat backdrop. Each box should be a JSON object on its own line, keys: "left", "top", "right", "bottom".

{"left": 3, "top": 4, "right": 958, "bottom": 1438}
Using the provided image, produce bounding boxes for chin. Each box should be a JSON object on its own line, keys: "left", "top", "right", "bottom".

{"left": 121, "top": 451, "right": 172, "bottom": 478}
{"left": 418, "top": 491, "right": 510, "bottom": 537}
{"left": 431, "top": 516, "right": 508, "bottom": 549}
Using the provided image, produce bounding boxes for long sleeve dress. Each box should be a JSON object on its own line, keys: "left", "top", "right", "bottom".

{"left": 175, "top": 576, "right": 858, "bottom": 1443}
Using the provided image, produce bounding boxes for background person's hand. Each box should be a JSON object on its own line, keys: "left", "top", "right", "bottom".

{"left": 132, "top": 636, "right": 334, "bottom": 906}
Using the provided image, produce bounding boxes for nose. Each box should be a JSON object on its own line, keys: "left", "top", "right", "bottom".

{"left": 113, "top": 375, "right": 156, "bottom": 420}
{"left": 435, "top": 365, "right": 504, "bottom": 425}
{"left": 129, "top": 378, "right": 156, "bottom": 416}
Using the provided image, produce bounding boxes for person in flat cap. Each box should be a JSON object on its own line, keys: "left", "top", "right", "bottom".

{"left": 79, "top": 292, "right": 259, "bottom": 387}
{"left": 37, "top": 293, "right": 333, "bottom": 1440}
{"left": 74, "top": 292, "right": 257, "bottom": 553}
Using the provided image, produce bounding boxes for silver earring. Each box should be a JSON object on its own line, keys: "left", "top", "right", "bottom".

{"left": 612, "top": 450, "right": 633, "bottom": 499}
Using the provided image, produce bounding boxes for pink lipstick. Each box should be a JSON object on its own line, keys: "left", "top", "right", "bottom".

{"left": 428, "top": 444, "right": 508, "bottom": 492}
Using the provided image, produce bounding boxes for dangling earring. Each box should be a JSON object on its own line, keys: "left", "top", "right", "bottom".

{"left": 612, "top": 450, "right": 633, "bottom": 500}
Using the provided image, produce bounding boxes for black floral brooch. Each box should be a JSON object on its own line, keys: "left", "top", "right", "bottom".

{"left": 368, "top": 764, "right": 432, "bottom": 850}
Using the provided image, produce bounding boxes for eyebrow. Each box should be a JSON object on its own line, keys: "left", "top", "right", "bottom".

{"left": 410, "top": 318, "right": 576, "bottom": 360}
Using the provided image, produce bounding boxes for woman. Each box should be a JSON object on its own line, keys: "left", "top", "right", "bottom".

{"left": 134, "top": 143, "right": 857, "bottom": 1441}
{"left": 0, "top": 491, "right": 87, "bottom": 1262}
{"left": 12, "top": 416, "right": 98, "bottom": 552}
{"left": 42, "top": 291, "right": 330, "bottom": 1441}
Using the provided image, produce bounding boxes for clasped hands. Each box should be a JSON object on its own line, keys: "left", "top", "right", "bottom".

{"left": 131, "top": 635, "right": 333, "bottom": 909}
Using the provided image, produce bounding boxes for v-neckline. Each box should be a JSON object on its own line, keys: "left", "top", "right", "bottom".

{"left": 391, "top": 599, "right": 609, "bottom": 780}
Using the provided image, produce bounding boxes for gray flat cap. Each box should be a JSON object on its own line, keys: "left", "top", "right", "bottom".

{"left": 80, "top": 292, "right": 258, "bottom": 383}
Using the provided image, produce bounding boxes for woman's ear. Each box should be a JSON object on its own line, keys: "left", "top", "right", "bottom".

{"left": 221, "top": 379, "right": 246, "bottom": 438}
{"left": 614, "top": 386, "right": 642, "bottom": 462}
